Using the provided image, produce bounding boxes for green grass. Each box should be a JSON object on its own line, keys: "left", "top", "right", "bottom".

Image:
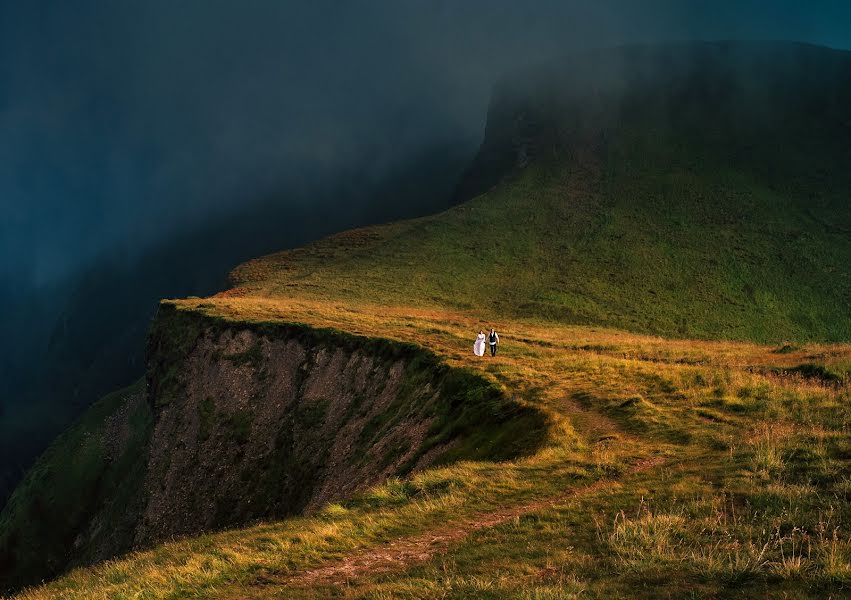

{"left": 0, "top": 300, "right": 555, "bottom": 594}
{"left": 0, "top": 381, "right": 152, "bottom": 592}
{"left": 230, "top": 127, "right": 850, "bottom": 343}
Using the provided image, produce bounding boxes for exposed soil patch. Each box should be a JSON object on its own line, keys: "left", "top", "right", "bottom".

{"left": 137, "top": 329, "right": 446, "bottom": 545}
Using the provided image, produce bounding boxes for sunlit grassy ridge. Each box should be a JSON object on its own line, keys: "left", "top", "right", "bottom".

{"left": 11, "top": 42, "right": 851, "bottom": 598}
{"left": 16, "top": 293, "right": 851, "bottom": 598}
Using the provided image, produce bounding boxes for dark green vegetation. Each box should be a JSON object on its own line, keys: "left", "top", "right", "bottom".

{"left": 0, "top": 381, "right": 152, "bottom": 593}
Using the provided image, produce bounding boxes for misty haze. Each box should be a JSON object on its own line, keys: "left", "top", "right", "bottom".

{"left": 1, "top": 2, "right": 851, "bottom": 598}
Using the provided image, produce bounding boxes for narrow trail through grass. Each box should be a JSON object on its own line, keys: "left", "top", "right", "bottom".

{"left": 256, "top": 457, "right": 667, "bottom": 593}
{"left": 561, "top": 397, "right": 624, "bottom": 443}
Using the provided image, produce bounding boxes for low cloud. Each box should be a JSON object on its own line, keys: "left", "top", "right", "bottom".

{"left": 0, "top": 0, "right": 849, "bottom": 286}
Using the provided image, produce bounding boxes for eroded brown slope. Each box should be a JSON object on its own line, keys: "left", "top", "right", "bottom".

{"left": 137, "top": 304, "right": 547, "bottom": 545}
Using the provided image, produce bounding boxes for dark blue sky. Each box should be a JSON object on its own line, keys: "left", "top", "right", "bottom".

{"left": 1, "top": 0, "right": 850, "bottom": 287}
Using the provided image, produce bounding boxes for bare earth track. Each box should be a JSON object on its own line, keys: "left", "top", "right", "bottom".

{"left": 269, "top": 456, "right": 666, "bottom": 591}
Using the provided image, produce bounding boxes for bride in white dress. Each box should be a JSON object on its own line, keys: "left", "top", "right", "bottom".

{"left": 473, "top": 330, "right": 487, "bottom": 357}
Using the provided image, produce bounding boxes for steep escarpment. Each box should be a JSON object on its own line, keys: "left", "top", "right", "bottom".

{"left": 0, "top": 303, "right": 546, "bottom": 593}
{"left": 137, "top": 303, "right": 545, "bottom": 544}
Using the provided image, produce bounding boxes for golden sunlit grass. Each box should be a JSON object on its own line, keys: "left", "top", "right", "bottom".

{"left": 13, "top": 283, "right": 851, "bottom": 599}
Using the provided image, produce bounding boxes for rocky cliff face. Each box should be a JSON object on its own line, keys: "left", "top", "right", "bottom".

{"left": 139, "top": 304, "right": 545, "bottom": 541}
{"left": 138, "top": 309, "right": 464, "bottom": 543}
{"left": 1, "top": 303, "right": 546, "bottom": 593}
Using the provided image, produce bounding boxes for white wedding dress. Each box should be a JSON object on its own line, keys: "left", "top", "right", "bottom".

{"left": 473, "top": 334, "right": 486, "bottom": 356}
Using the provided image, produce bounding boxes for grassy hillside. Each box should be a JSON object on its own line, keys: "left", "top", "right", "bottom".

{"left": 0, "top": 381, "right": 151, "bottom": 592}
{"left": 9, "top": 42, "right": 851, "bottom": 598}
{"left": 228, "top": 45, "right": 851, "bottom": 343}
{"left": 230, "top": 154, "right": 850, "bottom": 343}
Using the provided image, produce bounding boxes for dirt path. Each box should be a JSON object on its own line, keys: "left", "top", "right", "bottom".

{"left": 562, "top": 395, "right": 624, "bottom": 443}
{"left": 267, "top": 455, "right": 665, "bottom": 590}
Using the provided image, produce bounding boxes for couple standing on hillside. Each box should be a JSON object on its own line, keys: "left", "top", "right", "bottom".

{"left": 474, "top": 329, "right": 500, "bottom": 357}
